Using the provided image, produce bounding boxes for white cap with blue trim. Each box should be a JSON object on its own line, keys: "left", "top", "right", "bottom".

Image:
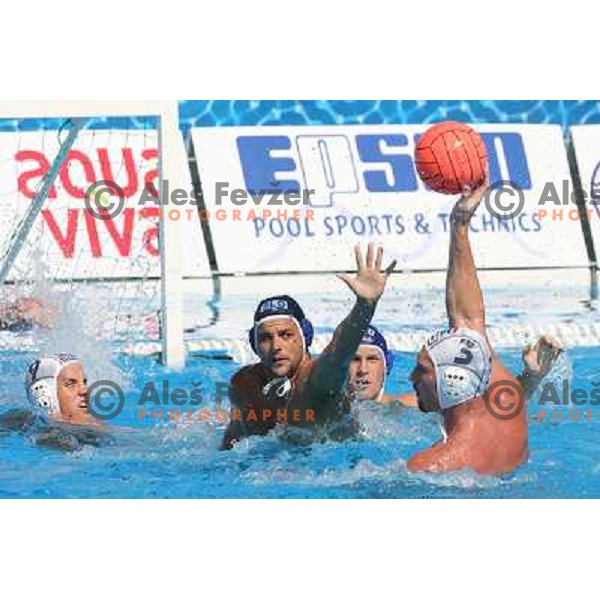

{"left": 425, "top": 328, "right": 492, "bottom": 411}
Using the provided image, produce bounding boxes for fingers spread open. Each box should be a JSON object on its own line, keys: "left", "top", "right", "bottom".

{"left": 337, "top": 273, "right": 353, "bottom": 288}
{"left": 354, "top": 245, "right": 364, "bottom": 271}
{"left": 366, "top": 243, "right": 374, "bottom": 269}
{"left": 375, "top": 246, "right": 383, "bottom": 271}
{"left": 384, "top": 260, "right": 397, "bottom": 276}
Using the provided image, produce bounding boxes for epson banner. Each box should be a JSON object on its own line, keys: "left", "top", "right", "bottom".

{"left": 191, "top": 124, "right": 589, "bottom": 273}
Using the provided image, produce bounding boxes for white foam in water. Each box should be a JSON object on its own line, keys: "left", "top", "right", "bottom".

{"left": 16, "top": 284, "right": 131, "bottom": 388}
{"left": 0, "top": 267, "right": 596, "bottom": 498}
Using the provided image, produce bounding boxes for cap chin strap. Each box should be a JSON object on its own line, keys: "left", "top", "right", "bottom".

{"left": 254, "top": 316, "right": 305, "bottom": 398}
{"left": 439, "top": 424, "right": 449, "bottom": 443}
{"left": 262, "top": 377, "right": 293, "bottom": 398}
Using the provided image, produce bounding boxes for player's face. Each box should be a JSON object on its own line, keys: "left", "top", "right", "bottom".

{"left": 410, "top": 348, "right": 439, "bottom": 412}
{"left": 347, "top": 345, "right": 385, "bottom": 401}
{"left": 256, "top": 318, "right": 305, "bottom": 377}
{"left": 57, "top": 363, "right": 89, "bottom": 422}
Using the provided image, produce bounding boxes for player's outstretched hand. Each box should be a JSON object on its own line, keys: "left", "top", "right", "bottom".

{"left": 522, "top": 335, "right": 563, "bottom": 376}
{"left": 337, "top": 244, "right": 396, "bottom": 305}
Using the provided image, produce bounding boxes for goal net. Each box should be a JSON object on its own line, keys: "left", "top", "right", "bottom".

{"left": 0, "top": 101, "right": 193, "bottom": 370}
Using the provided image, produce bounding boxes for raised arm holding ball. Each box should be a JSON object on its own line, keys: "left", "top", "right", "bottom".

{"left": 407, "top": 123, "right": 528, "bottom": 475}
{"left": 408, "top": 174, "right": 528, "bottom": 475}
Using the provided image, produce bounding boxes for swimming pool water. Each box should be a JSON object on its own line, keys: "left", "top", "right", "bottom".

{"left": 2, "top": 275, "right": 600, "bottom": 499}
{"left": 1, "top": 342, "right": 599, "bottom": 499}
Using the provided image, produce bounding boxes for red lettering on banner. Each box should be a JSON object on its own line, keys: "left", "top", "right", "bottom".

{"left": 16, "top": 151, "right": 56, "bottom": 199}
{"left": 143, "top": 227, "right": 159, "bottom": 256}
{"left": 102, "top": 208, "right": 135, "bottom": 256}
{"left": 14, "top": 145, "right": 165, "bottom": 261}
{"left": 83, "top": 211, "right": 102, "bottom": 257}
{"left": 142, "top": 148, "right": 159, "bottom": 196}
{"left": 41, "top": 208, "right": 160, "bottom": 259}
{"left": 139, "top": 207, "right": 160, "bottom": 256}
{"left": 98, "top": 148, "right": 139, "bottom": 197}
{"left": 16, "top": 147, "right": 158, "bottom": 200}
{"left": 59, "top": 150, "right": 97, "bottom": 198}
{"left": 42, "top": 209, "right": 79, "bottom": 257}
{"left": 139, "top": 207, "right": 160, "bottom": 220}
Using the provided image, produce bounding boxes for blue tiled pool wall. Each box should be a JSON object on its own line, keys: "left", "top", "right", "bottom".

{"left": 1, "top": 100, "right": 599, "bottom": 132}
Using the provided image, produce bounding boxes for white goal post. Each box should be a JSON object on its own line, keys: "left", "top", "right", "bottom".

{"left": 0, "top": 101, "right": 186, "bottom": 369}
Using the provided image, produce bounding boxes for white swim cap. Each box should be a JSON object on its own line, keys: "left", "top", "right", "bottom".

{"left": 25, "top": 353, "right": 81, "bottom": 415}
{"left": 425, "top": 328, "right": 492, "bottom": 411}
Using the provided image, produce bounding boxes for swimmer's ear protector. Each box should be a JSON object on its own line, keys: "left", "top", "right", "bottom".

{"left": 384, "top": 349, "right": 394, "bottom": 377}
{"left": 248, "top": 295, "right": 314, "bottom": 355}
{"left": 25, "top": 353, "right": 80, "bottom": 415}
{"left": 360, "top": 325, "right": 394, "bottom": 376}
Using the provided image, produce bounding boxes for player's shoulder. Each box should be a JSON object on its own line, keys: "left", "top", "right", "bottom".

{"left": 407, "top": 447, "right": 439, "bottom": 473}
{"left": 231, "top": 363, "right": 266, "bottom": 388}
{"left": 407, "top": 436, "right": 468, "bottom": 473}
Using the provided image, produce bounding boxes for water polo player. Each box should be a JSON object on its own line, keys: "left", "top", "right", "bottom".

{"left": 347, "top": 326, "right": 445, "bottom": 407}
{"left": 347, "top": 325, "right": 561, "bottom": 407}
{"left": 408, "top": 176, "right": 529, "bottom": 475}
{"left": 220, "top": 243, "right": 396, "bottom": 449}
{"left": 25, "top": 353, "right": 98, "bottom": 427}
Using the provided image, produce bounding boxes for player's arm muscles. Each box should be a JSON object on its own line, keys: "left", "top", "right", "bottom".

{"left": 446, "top": 211, "right": 486, "bottom": 337}
{"left": 407, "top": 440, "right": 466, "bottom": 473}
{"left": 308, "top": 297, "right": 377, "bottom": 404}
{"left": 306, "top": 244, "right": 395, "bottom": 408}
